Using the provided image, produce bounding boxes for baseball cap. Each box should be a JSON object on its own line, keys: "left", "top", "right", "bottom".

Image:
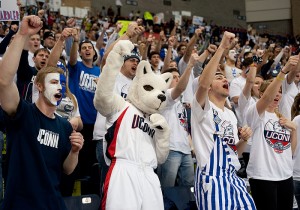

{"left": 43, "top": 31, "right": 55, "bottom": 40}
{"left": 124, "top": 48, "right": 141, "bottom": 62}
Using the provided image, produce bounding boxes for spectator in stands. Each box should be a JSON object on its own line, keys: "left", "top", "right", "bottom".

{"left": 246, "top": 55, "right": 299, "bottom": 210}
{"left": 68, "top": 27, "right": 100, "bottom": 195}
{"left": 43, "top": 31, "right": 56, "bottom": 51}
{"left": 0, "top": 15, "right": 84, "bottom": 210}
{"left": 192, "top": 31, "right": 256, "bottom": 209}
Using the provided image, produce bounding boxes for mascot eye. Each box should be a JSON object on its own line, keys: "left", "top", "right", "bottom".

{"left": 143, "top": 85, "right": 154, "bottom": 91}
{"left": 162, "top": 91, "right": 165, "bottom": 94}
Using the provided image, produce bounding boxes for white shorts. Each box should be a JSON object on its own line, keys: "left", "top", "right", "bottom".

{"left": 101, "top": 159, "right": 164, "bottom": 210}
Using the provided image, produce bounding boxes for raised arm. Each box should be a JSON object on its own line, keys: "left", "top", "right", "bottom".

{"left": 48, "top": 28, "right": 73, "bottom": 67}
{"left": 182, "top": 28, "right": 203, "bottom": 63}
{"left": 256, "top": 55, "right": 299, "bottom": 116}
{"left": 162, "top": 36, "right": 176, "bottom": 72}
{"left": 242, "top": 60, "right": 257, "bottom": 99}
{"left": 286, "top": 54, "right": 300, "bottom": 84}
{"left": 0, "top": 16, "right": 42, "bottom": 116}
{"left": 195, "top": 31, "right": 235, "bottom": 107}
{"left": 69, "top": 27, "right": 79, "bottom": 66}
{"left": 101, "top": 22, "right": 144, "bottom": 69}
{"left": 171, "top": 53, "right": 201, "bottom": 100}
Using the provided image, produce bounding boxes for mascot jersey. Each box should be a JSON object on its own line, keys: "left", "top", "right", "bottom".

{"left": 2, "top": 100, "right": 72, "bottom": 210}
{"left": 101, "top": 102, "right": 164, "bottom": 210}
{"left": 68, "top": 61, "right": 100, "bottom": 124}
{"left": 105, "top": 101, "right": 157, "bottom": 167}
{"left": 246, "top": 103, "right": 293, "bottom": 181}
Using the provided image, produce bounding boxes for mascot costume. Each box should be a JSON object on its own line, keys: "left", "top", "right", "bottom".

{"left": 94, "top": 40, "right": 173, "bottom": 210}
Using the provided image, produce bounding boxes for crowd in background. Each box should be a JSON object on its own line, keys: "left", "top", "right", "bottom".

{"left": 0, "top": 2, "right": 300, "bottom": 210}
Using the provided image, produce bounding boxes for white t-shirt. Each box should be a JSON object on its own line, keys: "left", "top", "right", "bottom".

{"left": 93, "top": 73, "right": 132, "bottom": 140}
{"left": 279, "top": 76, "right": 299, "bottom": 120}
{"left": 293, "top": 115, "right": 300, "bottom": 178}
{"left": 224, "top": 64, "right": 242, "bottom": 83}
{"left": 191, "top": 96, "right": 240, "bottom": 170}
{"left": 160, "top": 89, "right": 190, "bottom": 154}
{"left": 229, "top": 76, "right": 246, "bottom": 126}
{"left": 246, "top": 104, "right": 293, "bottom": 181}
{"left": 178, "top": 57, "right": 195, "bottom": 104}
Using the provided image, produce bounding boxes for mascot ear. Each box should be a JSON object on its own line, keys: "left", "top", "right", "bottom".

{"left": 136, "top": 60, "right": 152, "bottom": 78}
{"left": 160, "top": 72, "right": 173, "bottom": 88}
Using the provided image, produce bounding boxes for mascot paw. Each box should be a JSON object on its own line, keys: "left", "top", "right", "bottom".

{"left": 150, "top": 113, "right": 168, "bottom": 131}
{"left": 112, "top": 40, "right": 135, "bottom": 57}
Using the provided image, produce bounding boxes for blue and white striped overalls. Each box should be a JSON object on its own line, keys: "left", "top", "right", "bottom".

{"left": 194, "top": 109, "right": 256, "bottom": 210}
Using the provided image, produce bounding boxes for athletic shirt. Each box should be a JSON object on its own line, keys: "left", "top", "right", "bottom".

{"left": 160, "top": 89, "right": 190, "bottom": 154}
{"left": 2, "top": 100, "right": 72, "bottom": 210}
{"left": 293, "top": 116, "right": 300, "bottom": 179}
{"left": 224, "top": 64, "right": 242, "bottom": 83}
{"left": 68, "top": 61, "right": 100, "bottom": 124}
{"left": 191, "top": 97, "right": 240, "bottom": 171}
{"left": 105, "top": 102, "right": 158, "bottom": 168}
{"left": 246, "top": 104, "right": 293, "bottom": 181}
{"left": 229, "top": 76, "right": 246, "bottom": 126}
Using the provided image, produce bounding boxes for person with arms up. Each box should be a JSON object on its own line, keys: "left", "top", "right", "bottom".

{"left": 246, "top": 55, "right": 299, "bottom": 210}
{"left": 192, "top": 31, "right": 256, "bottom": 210}
{"left": 0, "top": 15, "right": 84, "bottom": 210}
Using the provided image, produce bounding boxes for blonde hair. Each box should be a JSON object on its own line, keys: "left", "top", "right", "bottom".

{"left": 35, "top": 65, "right": 78, "bottom": 112}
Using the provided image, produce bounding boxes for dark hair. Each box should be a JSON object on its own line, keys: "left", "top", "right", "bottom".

{"left": 149, "top": 51, "right": 160, "bottom": 59}
{"left": 34, "top": 48, "right": 50, "bottom": 57}
{"left": 162, "top": 67, "right": 179, "bottom": 74}
{"left": 78, "top": 40, "right": 98, "bottom": 62}
{"left": 291, "top": 93, "right": 300, "bottom": 120}
{"left": 241, "top": 57, "right": 253, "bottom": 68}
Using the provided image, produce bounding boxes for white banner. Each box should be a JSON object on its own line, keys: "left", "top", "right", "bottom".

{"left": 192, "top": 16, "right": 203, "bottom": 25}
{"left": 60, "top": 6, "right": 74, "bottom": 17}
{"left": 49, "top": 0, "right": 61, "bottom": 12}
{"left": 0, "top": 0, "right": 20, "bottom": 21}
{"left": 174, "top": 14, "right": 182, "bottom": 26}
{"left": 153, "top": 13, "right": 164, "bottom": 24}
{"left": 181, "top": 11, "right": 191, "bottom": 17}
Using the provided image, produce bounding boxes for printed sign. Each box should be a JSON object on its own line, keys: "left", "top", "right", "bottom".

{"left": 0, "top": 0, "right": 20, "bottom": 21}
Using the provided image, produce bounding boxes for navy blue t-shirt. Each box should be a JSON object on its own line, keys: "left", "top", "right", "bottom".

{"left": 2, "top": 100, "right": 72, "bottom": 210}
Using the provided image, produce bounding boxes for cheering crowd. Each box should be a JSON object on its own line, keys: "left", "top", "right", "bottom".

{"left": 0, "top": 3, "right": 300, "bottom": 210}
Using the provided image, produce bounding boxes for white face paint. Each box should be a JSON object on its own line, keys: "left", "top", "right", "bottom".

{"left": 44, "top": 73, "right": 62, "bottom": 106}
{"left": 228, "top": 50, "right": 237, "bottom": 61}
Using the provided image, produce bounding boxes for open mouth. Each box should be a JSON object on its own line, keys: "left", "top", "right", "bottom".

{"left": 223, "top": 84, "right": 229, "bottom": 89}
{"left": 54, "top": 93, "right": 62, "bottom": 99}
{"left": 41, "top": 61, "right": 46, "bottom": 65}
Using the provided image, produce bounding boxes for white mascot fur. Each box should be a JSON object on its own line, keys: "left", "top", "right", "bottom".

{"left": 94, "top": 40, "right": 173, "bottom": 210}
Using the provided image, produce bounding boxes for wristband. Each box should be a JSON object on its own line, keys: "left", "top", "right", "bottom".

{"left": 281, "top": 69, "right": 288, "bottom": 74}
{"left": 73, "top": 40, "right": 79, "bottom": 43}
{"left": 250, "top": 63, "right": 257, "bottom": 67}
{"left": 276, "top": 75, "right": 285, "bottom": 81}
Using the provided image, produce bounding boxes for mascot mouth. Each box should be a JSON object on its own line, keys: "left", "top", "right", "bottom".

{"left": 156, "top": 101, "right": 163, "bottom": 110}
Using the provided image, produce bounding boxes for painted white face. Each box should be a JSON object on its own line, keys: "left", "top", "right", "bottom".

{"left": 44, "top": 73, "right": 63, "bottom": 106}
{"left": 228, "top": 50, "right": 237, "bottom": 61}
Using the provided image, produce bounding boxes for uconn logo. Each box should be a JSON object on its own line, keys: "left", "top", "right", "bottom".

{"left": 131, "top": 114, "right": 155, "bottom": 138}
{"left": 264, "top": 119, "right": 291, "bottom": 153}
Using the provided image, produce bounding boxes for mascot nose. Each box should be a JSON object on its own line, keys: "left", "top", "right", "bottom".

{"left": 157, "top": 94, "right": 166, "bottom": 102}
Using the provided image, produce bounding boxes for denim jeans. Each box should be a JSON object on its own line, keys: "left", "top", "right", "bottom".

{"left": 158, "top": 150, "right": 194, "bottom": 188}
{"left": 294, "top": 180, "right": 300, "bottom": 208}
{"left": 95, "top": 139, "right": 109, "bottom": 203}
